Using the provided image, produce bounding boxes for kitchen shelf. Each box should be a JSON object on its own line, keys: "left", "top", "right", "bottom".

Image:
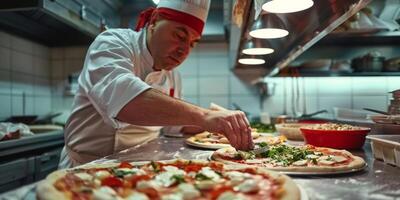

{"left": 275, "top": 71, "right": 400, "bottom": 77}
{"left": 0, "top": 131, "right": 64, "bottom": 158}
{"left": 316, "top": 31, "right": 400, "bottom": 46}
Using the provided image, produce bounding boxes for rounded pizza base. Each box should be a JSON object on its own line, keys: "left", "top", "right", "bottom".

{"left": 186, "top": 136, "right": 231, "bottom": 149}
{"left": 186, "top": 131, "right": 278, "bottom": 150}
{"left": 225, "top": 164, "right": 300, "bottom": 200}
{"left": 37, "top": 170, "right": 69, "bottom": 200}
{"left": 212, "top": 147, "right": 366, "bottom": 173}
{"left": 37, "top": 160, "right": 301, "bottom": 200}
{"left": 186, "top": 134, "right": 278, "bottom": 150}
{"left": 37, "top": 162, "right": 123, "bottom": 200}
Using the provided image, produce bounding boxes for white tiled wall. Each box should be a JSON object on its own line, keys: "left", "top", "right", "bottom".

{"left": 0, "top": 30, "right": 398, "bottom": 122}
{"left": 0, "top": 31, "right": 52, "bottom": 119}
{"left": 50, "top": 46, "right": 87, "bottom": 115}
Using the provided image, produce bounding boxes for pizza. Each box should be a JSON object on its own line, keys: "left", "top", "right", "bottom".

{"left": 37, "top": 159, "right": 300, "bottom": 200}
{"left": 212, "top": 143, "right": 366, "bottom": 173}
{"left": 186, "top": 131, "right": 286, "bottom": 149}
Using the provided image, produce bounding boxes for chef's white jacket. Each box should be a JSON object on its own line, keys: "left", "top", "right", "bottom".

{"left": 59, "top": 28, "right": 183, "bottom": 168}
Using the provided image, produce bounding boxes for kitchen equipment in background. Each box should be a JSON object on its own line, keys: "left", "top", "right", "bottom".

{"left": 363, "top": 108, "right": 389, "bottom": 115}
{"left": 4, "top": 113, "right": 62, "bottom": 125}
{"left": 351, "top": 51, "right": 385, "bottom": 72}
{"left": 367, "top": 135, "right": 400, "bottom": 167}
{"left": 298, "top": 59, "right": 332, "bottom": 72}
{"left": 275, "top": 123, "right": 306, "bottom": 141}
{"left": 370, "top": 115, "right": 400, "bottom": 124}
{"left": 389, "top": 89, "right": 400, "bottom": 115}
{"left": 383, "top": 56, "right": 400, "bottom": 72}
{"left": 254, "top": 80, "right": 276, "bottom": 111}
{"left": 333, "top": 107, "right": 373, "bottom": 122}
{"left": 330, "top": 59, "right": 352, "bottom": 72}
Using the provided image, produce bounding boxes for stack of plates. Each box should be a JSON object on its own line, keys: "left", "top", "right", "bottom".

{"left": 389, "top": 89, "right": 400, "bottom": 115}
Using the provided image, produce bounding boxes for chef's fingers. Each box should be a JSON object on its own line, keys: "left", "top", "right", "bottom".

{"left": 238, "top": 111, "right": 254, "bottom": 150}
{"left": 240, "top": 111, "right": 251, "bottom": 127}
{"left": 230, "top": 113, "right": 244, "bottom": 150}
{"left": 235, "top": 113, "right": 249, "bottom": 150}
{"left": 223, "top": 120, "right": 238, "bottom": 149}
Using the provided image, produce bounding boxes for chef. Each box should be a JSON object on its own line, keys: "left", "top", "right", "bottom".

{"left": 59, "top": 0, "right": 253, "bottom": 168}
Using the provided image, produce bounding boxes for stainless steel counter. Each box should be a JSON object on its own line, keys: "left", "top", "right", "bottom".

{"left": 95, "top": 135, "right": 400, "bottom": 200}
{"left": 2, "top": 135, "right": 400, "bottom": 200}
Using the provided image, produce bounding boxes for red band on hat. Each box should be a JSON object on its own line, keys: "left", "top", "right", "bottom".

{"left": 135, "top": 7, "right": 156, "bottom": 32}
{"left": 157, "top": 7, "right": 204, "bottom": 35}
{"left": 135, "top": 7, "right": 205, "bottom": 35}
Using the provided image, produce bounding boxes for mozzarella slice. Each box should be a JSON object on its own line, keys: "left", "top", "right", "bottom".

{"left": 234, "top": 179, "right": 260, "bottom": 193}
{"left": 74, "top": 172, "right": 93, "bottom": 181}
{"left": 136, "top": 180, "right": 159, "bottom": 190}
{"left": 332, "top": 155, "right": 347, "bottom": 163}
{"left": 93, "top": 186, "right": 117, "bottom": 200}
{"left": 195, "top": 180, "right": 215, "bottom": 190}
{"left": 155, "top": 166, "right": 186, "bottom": 187}
{"left": 178, "top": 183, "right": 200, "bottom": 199}
{"left": 161, "top": 193, "right": 183, "bottom": 200}
{"left": 198, "top": 167, "right": 221, "bottom": 181}
{"left": 318, "top": 160, "right": 335, "bottom": 165}
{"left": 217, "top": 191, "right": 245, "bottom": 200}
{"left": 126, "top": 192, "right": 149, "bottom": 200}
{"left": 306, "top": 154, "right": 320, "bottom": 159}
{"left": 95, "top": 170, "right": 111, "bottom": 180}
{"left": 292, "top": 160, "right": 308, "bottom": 166}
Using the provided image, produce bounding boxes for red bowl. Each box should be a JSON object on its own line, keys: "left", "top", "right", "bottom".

{"left": 300, "top": 127, "right": 371, "bottom": 149}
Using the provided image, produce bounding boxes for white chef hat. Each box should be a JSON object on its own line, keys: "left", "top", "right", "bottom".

{"left": 135, "top": 0, "right": 211, "bottom": 35}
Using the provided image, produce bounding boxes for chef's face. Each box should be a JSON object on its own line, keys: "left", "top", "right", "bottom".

{"left": 147, "top": 18, "right": 200, "bottom": 71}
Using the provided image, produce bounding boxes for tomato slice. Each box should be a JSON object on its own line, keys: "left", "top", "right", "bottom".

{"left": 137, "top": 188, "right": 159, "bottom": 200}
{"left": 210, "top": 185, "right": 233, "bottom": 200}
{"left": 101, "top": 177, "right": 123, "bottom": 187}
{"left": 118, "top": 161, "right": 134, "bottom": 169}
{"left": 128, "top": 175, "right": 151, "bottom": 187}
{"left": 184, "top": 164, "right": 203, "bottom": 172}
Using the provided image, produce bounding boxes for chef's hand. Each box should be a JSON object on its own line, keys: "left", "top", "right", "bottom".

{"left": 201, "top": 110, "right": 254, "bottom": 150}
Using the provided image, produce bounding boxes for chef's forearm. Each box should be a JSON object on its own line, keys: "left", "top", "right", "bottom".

{"left": 116, "top": 88, "right": 208, "bottom": 127}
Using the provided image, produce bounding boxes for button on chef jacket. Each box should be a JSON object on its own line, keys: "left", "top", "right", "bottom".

{"left": 59, "top": 28, "right": 183, "bottom": 168}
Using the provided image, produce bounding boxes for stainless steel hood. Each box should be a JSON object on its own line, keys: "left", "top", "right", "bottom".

{"left": 0, "top": 0, "right": 121, "bottom": 46}
{"left": 232, "top": 0, "right": 373, "bottom": 83}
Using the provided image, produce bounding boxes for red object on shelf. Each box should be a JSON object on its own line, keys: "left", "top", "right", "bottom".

{"left": 297, "top": 119, "right": 329, "bottom": 124}
{"left": 300, "top": 127, "right": 370, "bottom": 149}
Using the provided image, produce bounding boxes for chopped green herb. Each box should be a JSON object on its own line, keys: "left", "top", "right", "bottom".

{"left": 112, "top": 168, "right": 136, "bottom": 178}
{"left": 195, "top": 173, "right": 211, "bottom": 181}
{"left": 250, "top": 122, "right": 275, "bottom": 133}
{"left": 150, "top": 161, "right": 161, "bottom": 173}
{"left": 253, "top": 144, "right": 315, "bottom": 166}
{"left": 171, "top": 174, "right": 186, "bottom": 184}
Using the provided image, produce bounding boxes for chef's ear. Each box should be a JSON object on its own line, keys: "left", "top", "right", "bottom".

{"left": 148, "top": 14, "right": 160, "bottom": 33}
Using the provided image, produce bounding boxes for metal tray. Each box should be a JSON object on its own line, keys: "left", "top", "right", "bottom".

{"left": 367, "top": 135, "right": 400, "bottom": 167}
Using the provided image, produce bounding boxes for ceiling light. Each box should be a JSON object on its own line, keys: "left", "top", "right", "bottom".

{"left": 250, "top": 28, "right": 288, "bottom": 39}
{"left": 262, "top": 0, "right": 314, "bottom": 13}
{"left": 242, "top": 40, "right": 274, "bottom": 55}
{"left": 242, "top": 48, "right": 274, "bottom": 55}
{"left": 238, "top": 58, "right": 266, "bottom": 65}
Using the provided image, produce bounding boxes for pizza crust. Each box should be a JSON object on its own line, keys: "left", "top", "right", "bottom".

{"left": 212, "top": 147, "right": 366, "bottom": 173}
{"left": 36, "top": 171, "right": 69, "bottom": 200}
{"left": 37, "top": 159, "right": 302, "bottom": 200}
{"left": 225, "top": 164, "right": 300, "bottom": 200}
{"left": 186, "top": 131, "right": 282, "bottom": 150}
